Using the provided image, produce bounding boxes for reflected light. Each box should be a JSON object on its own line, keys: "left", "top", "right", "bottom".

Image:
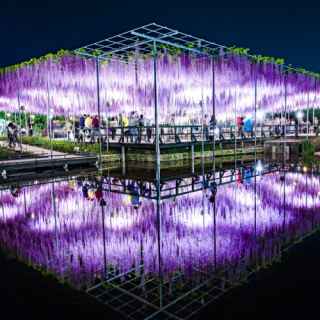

{"left": 296, "top": 111, "right": 304, "bottom": 120}
{"left": 256, "top": 161, "right": 263, "bottom": 174}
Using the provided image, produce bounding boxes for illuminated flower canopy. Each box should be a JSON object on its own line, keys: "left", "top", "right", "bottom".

{"left": 0, "top": 51, "right": 319, "bottom": 123}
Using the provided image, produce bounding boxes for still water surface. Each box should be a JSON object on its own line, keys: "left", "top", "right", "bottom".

{"left": 0, "top": 163, "right": 319, "bottom": 318}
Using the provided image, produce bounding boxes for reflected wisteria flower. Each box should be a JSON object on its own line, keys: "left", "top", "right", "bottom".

{"left": 0, "top": 171, "right": 319, "bottom": 288}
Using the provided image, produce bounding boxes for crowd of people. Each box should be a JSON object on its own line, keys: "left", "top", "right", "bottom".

{"left": 65, "top": 112, "right": 148, "bottom": 144}
{"left": 47, "top": 111, "right": 320, "bottom": 146}
{"left": 77, "top": 176, "right": 152, "bottom": 209}
{"left": 2, "top": 110, "right": 320, "bottom": 148}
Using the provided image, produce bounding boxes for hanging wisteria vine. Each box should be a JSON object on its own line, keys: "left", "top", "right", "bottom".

{"left": 0, "top": 51, "right": 319, "bottom": 123}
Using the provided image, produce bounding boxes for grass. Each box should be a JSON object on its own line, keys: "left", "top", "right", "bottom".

{"left": 0, "top": 146, "right": 13, "bottom": 160}
{"left": 0, "top": 146, "right": 33, "bottom": 161}
{"left": 21, "top": 136, "right": 112, "bottom": 155}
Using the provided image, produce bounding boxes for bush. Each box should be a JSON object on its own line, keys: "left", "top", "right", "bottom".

{"left": 301, "top": 140, "right": 315, "bottom": 157}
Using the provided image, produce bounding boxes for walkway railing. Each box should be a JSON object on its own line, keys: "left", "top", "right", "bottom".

{"left": 75, "top": 123, "right": 319, "bottom": 145}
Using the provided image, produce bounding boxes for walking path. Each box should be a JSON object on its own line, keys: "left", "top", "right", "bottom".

{"left": 0, "top": 141, "right": 118, "bottom": 170}
{"left": 0, "top": 140, "right": 68, "bottom": 157}
{"left": 0, "top": 141, "right": 88, "bottom": 169}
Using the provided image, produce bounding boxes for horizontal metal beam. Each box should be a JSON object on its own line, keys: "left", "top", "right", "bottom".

{"left": 131, "top": 31, "right": 210, "bottom": 57}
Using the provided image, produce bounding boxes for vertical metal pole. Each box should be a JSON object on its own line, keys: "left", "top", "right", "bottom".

{"left": 191, "top": 144, "right": 195, "bottom": 174}
{"left": 17, "top": 92, "right": 22, "bottom": 152}
{"left": 253, "top": 64, "right": 258, "bottom": 266}
{"left": 121, "top": 145, "right": 126, "bottom": 175}
{"left": 200, "top": 98, "right": 205, "bottom": 179}
{"left": 46, "top": 88, "right": 50, "bottom": 139}
{"left": 254, "top": 64, "right": 257, "bottom": 162}
{"left": 282, "top": 171, "right": 286, "bottom": 234}
{"left": 307, "top": 90, "right": 310, "bottom": 140}
{"left": 72, "top": 115, "right": 75, "bottom": 141}
{"left": 96, "top": 58, "right": 103, "bottom": 171}
{"left": 25, "top": 111, "right": 28, "bottom": 132}
{"left": 212, "top": 57, "right": 216, "bottom": 172}
{"left": 282, "top": 69, "right": 287, "bottom": 235}
{"left": 51, "top": 181, "right": 59, "bottom": 253}
{"left": 313, "top": 79, "right": 317, "bottom": 133}
{"left": 153, "top": 41, "right": 163, "bottom": 307}
{"left": 153, "top": 41, "right": 163, "bottom": 308}
{"left": 106, "top": 112, "right": 109, "bottom": 152}
{"left": 254, "top": 171, "right": 257, "bottom": 266}
{"left": 213, "top": 195, "right": 217, "bottom": 270}
{"left": 101, "top": 203, "right": 107, "bottom": 278}
{"left": 234, "top": 88, "right": 237, "bottom": 168}
{"left": 135, "top": 58, "right": 138, "bottom": 112}
{"left": 283, "top": 69, "right": 287, "bottom": 162}
{"left": 153, "top": 43, "right": 160, "bottom": 183}
{"left": 0, "top": 191, "right": 5, "bottom": 220}
{"left": 23, "top": 188, "right": 27, "bottom": 216}
{"left": 46, "top": 80, "right": 53, "bottom": 160}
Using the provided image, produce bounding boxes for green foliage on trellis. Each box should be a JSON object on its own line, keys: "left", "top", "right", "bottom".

{"left": 0, "top": 41, "right": 319, "bottom": 80}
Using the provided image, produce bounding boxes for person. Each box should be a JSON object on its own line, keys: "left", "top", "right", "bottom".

{"left": 10, "top": 185, "right": 21, "bottom": 198}
{"left": 209, "top": 115, "right": 216, "bottom": 130}
{"left": 82, "top": 182, "right": 89, "bottom": 199}
{"left": 108, "top": 117, "right": 116, "bottom": 141}
{"left": 146, "top": 126, "right": 152, "bottom": 142}
{"left": 236, "top": 167, "right": 243, "bottom": 185}
{"left": 274, "top": 116, "right": 281, "bottom": 136}
{"left": 122, "top": 114, "right": 129, "bottom": 128}
{"left": 137, "top": 114, "right": 144, "bottom": 143}
{"left": 85, "top": 115, "right": 92, "bottom": 129}
{"left": 92, "top": 115, "right": 99, "bottom": 129}
{"left": 7, "top": 122, "right": 17, "bottom": 148}
{"left": 128, "top": 111, "right": 137, "bottom": 143}
{"left": 74, "top": 120, "right": 80, "bottom": 142}
{"left": 203, "top": 114, "right": 209, "bottom": 141}
{"left": 119, "top": 113, "right": 129, "bottom": 143}
{"left": 27, "top": 118, "right": 33, "bottom": 136}
{"left": 79, "top": 115, "right": 85, "bottom": 130}
{"left": 127, "top": 180, "right": 141, "bottom": 209}
{"left": 64, "top": 119, "right": 73, "bottom": 140}
{"left": 236, "top": 116, "right": 244, "bottom": 138}
{"left": 0, "top": 118, "right": 6, "bottom": 135}
{"left": 95, "top": 184, "right": 103, "bottom": 201}
{"left": 294, "top": 115, "right": 299, "bottom": 137}
{"left": 92, "top": 115, "right": 100, "bottom": 143}
{"left": 243, "top": 115, "right": 253, "bottom": 138}
{"left": 315, "top": 117, "right": 319, "bottom": 136}
{"left": 243, "top": 167, "right": 253, "bottom": 185}
{"left": 209, "top": 181, "right": 217, "bottom": 203}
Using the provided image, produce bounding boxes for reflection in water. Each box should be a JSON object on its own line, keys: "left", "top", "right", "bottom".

{"left": 0, "top": 170, "right": 319, "bottom": 293}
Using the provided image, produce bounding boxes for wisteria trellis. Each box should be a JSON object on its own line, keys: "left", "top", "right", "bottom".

{"left": 0, "top": 52, "right": 319, "bottom": 123}
{"left": 0, "top": 171, "right": 319, "bottom": 289}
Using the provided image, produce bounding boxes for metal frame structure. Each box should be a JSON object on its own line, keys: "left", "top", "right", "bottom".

{"left": 74, "top": 23, "right": 224, "bottom": 63}
{"left": 74, "top": 22, "right": 314, "bottom": 74}
{"left": 65, "top": 24, "right": 318, "bottom": 319}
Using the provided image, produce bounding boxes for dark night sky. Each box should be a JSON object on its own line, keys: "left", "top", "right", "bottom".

{"left": 0, "top": 0, "right": 319, "bottom": 71}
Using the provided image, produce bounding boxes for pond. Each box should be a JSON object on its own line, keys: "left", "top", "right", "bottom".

{"left": 0, "top": 161, "right": 319, "bottom": 319}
